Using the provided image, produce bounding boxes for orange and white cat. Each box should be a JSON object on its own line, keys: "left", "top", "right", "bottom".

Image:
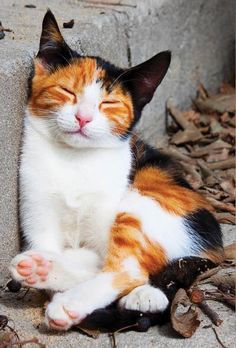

{"left": 10, "top": 10, "right": 223, "bottom": 331}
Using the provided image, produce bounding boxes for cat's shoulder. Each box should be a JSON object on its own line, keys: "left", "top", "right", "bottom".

{"left": 130, "top": 135, "right": 192, "bottom": 190}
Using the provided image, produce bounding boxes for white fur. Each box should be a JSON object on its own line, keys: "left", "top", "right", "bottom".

{"left": 119, "top": 284, "right": 169, "bottom": 313}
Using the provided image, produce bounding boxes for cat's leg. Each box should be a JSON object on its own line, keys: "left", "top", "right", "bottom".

{"left": 10, "top": 248, "right": 100, "bottom": 291}
{"left": 45, "top": 211, "right": 168, "bottom": 330}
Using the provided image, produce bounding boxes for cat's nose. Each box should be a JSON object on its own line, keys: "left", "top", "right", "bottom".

{"left": 75, "top": 113, "right": 93, "bottom": 128}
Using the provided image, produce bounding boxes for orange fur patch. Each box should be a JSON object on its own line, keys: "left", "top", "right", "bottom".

{"left": 133, "top": 166, "right": 212, "bottom": 216}
{"left": 103, "top": 212, "right": 167, "bottom": 295}
{"left": 29, "top": 58, "right": 99, "bottom": 116}
{"left": 100, "top": 86, "right": 134, "bottom": 136}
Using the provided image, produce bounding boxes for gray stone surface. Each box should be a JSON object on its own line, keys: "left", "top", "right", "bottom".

{"left": 0, "top": 0, "right": 234, "bottom": 285}
{"left": 0, "top": 225, "right": 235, "bottom": 348}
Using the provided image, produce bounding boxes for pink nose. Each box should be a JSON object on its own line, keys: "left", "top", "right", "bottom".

{"left": 75, "top": 113, "right": 93, "bottom": 128}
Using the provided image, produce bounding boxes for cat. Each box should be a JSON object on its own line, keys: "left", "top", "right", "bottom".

{"left": 10, "top": 10, "right": 223, "bottom": 331}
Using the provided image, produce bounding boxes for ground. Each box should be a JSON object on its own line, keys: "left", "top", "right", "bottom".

{"left": 0, "top": 225, "right": 235, "bottom": 348}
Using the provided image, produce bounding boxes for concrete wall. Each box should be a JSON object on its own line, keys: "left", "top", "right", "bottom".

{"left": 0, "top": 0, "right": 234, "bottom": 284}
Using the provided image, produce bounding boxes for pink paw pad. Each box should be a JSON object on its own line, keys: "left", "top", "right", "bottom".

{"left": 15, "top": 253, "right": 53, "bottom": 286}
{"left": 49, "top": 319, "right": 69, "bottom": 330}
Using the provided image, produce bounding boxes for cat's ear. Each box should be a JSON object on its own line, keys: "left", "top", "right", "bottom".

{"left": 122, "top": 51, "right": 171, "bottom": 109}
{"left": 35, "top": 10, "right": 75, "bottom": 73}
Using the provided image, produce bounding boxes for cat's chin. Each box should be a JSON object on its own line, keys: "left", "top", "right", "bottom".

{"left": 60, "top": 132, "right": 126, "bottom": 149}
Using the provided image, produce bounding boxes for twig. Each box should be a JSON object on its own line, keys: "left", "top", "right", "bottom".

{"left": 8, "top": 337, "right": 46, "bottom": 347}
{"left": 109, "top": 332, "right": 117, "bottom": 348}
{"left": 108, "top": 323, "right": 139, "bottom": 348}
{"left": 114, "top": 323, "right": 139, "bottom": 333}
{"left": 212, "top": 327, "right": 228, "bottom": 348}
{"left": 199, "top": 302, "right": 223, "bottom": 326}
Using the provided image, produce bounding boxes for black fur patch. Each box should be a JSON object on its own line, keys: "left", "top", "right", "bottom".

{"left": 184, "top": 209, "right": 223, "bottom": 250}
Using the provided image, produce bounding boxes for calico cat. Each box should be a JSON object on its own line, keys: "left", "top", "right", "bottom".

{"left": 10, "top": 10, "right": 223, "bottom": 331}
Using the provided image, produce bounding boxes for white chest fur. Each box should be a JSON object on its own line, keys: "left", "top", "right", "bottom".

{"left": 20, "top": 119, "right": 132, "bottom": 254}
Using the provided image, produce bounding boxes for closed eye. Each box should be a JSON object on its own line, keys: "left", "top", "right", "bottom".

{"left": 100, "top": 100, "right": 123, "bottom": 107}
{"left": 59, "top": 86, "right": 75, "bottom": 96}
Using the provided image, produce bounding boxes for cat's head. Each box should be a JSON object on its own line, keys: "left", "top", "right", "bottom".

{"left": 27, "top": 10, "right": 171, "bottom": 148}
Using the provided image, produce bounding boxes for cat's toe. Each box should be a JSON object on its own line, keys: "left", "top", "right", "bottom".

{"left": 10, "top": 254, "right": 35, "bottom": 282}
{"left": 119, "top": 284, "right": 169, "bottom": 313}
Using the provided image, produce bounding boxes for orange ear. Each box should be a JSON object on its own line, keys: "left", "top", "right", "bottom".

{"left": 34, "top": 58, "right": 49, "bottom": 76}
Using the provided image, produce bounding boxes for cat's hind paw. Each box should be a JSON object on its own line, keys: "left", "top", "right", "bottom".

{"left": 10, "top": 251, "right": 52, "bottom": 288}
{"left": 119, "top": 284, "right": 169, "bottom": 313}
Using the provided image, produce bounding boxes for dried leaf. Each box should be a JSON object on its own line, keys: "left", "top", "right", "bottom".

{"left": 224, "top": 242, "right": 236, "bottom": 260}
{"left": 171, "top": 288, "right": 200, "bottom": 338}
{"left": 207, "top": 157, "right": 235, "bottom": 170}
{"left": 193, "top": 266, "right": 221, "bottom": 284}
{"left": 214, "top": 212, "right": 235, "bottom": 224}
{"left": 206, "top": 196, "right": 236, "bottom": 213}
{"left": 210, "top": 119, "right": 224, "bottom": 134}
{"left": 77, "top": 326, "right": 100, "bottom": 338}
{"left": 207, "top": 148, "right": 229, "bottom": 163}
{"left": 209, "top": 273, "right": 236, "bottom": 288}
{"left": 171, "top": 129, "right": 202, "bottom": 145}
{"left": 195, "top": 93, "right": 235, "bottom": 114}
{"left": 190, "top": 139, "right": 232, "bottom": 158}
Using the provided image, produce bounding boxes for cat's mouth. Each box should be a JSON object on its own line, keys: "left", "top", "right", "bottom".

{"left": 64, "top": 129, "right": 89, "bottom": 138}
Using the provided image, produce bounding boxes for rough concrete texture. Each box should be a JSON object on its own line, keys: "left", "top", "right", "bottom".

{"left": 0, "top": 0, "right": 234, "bottom": 284}
{"left": 0, "top": 225, "right": 235, "bottom": 348}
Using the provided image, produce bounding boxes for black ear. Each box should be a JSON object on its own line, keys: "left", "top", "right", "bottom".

{"left": 37, "top": 10, "right": 76, "bottom": 69}
{"left": 122, "top": 51, "right": 171, "bottom": 110}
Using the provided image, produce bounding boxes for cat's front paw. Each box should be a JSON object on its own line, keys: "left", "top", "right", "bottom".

{"left": 45, "top": 291, "right": 88, "bottom": 331}
{"left": 10, "top": 251, "right": 52, "bottom": 288}
{"left": 119, "top": 284, "right": 169, "bottom": 313}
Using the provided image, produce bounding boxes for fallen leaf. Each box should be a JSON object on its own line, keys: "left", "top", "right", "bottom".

{"left": 214, "top": 212, "right": 235, "bottom": 224}
{"left": 63, "top": 19, "right": 75, "bottom": 29}
{"left": 209, "top": 272, "right": 236, "bottom": 289}
{"left": 190, "top": 139, "right": 232, "bottom": 158}
{"left": 76, "top": 326, "right": 100, "bottom": 338}
{"left": 207, "top": 148, "right": 229, "bottom": 163}
{"left": 195, "top": 93, "right": 235, "bottom": 114}
{"left": 224, "top": 242, "right": 236, "bottom": 260}
{"left": 220, "top": 179, "right": 236, "bottom": 196}
{"left": 210, "top": 119, "right": 224, "bottom": 134}
{"left": 207, "top": 157, "right": 235, "bottom": 170}
{"left": 171, "top": 129, "right": 202, "bottom": 145}
{"left": 171, "top": 288, "right": 200, "bottom": 338}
